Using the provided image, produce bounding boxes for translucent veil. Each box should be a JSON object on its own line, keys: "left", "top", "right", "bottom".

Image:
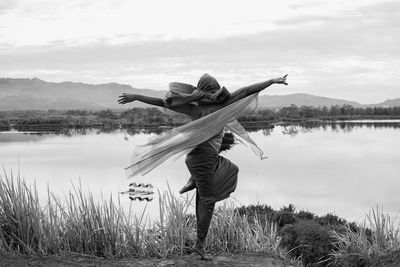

{"left": 125, "top": 94, "right": 264, "bottom": 179}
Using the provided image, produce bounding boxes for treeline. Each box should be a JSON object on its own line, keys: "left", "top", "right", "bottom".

{"left": 1, "top": 104, "right": 400, "bottom": 131}
{"left": 281, "top": 104, "right": 400, "bottom": 117}
{"left": 0, "top": 108, "right": 190, "bottom": 131}
{"left": 239, "top": 104, "right": 400, "bottom": 122}
{"left": 0, "top": 120, "right": 10, "bottom": 131}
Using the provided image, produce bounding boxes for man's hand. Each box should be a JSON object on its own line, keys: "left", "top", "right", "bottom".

{"left": 118, "top": 93, "right": 136, "bottom": 104}
{"left": 272, "top": 74, "right": 288, "bottom": 85}
{"left": 210, "top": 87, "right": 230, "bottom": 103}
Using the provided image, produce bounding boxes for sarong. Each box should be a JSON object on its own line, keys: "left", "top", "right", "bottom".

{"left": 185, "top": 140, "right": 239, "bottom": 242}
{"left": 185, "top": 141, "right": 238, "bottom": 205}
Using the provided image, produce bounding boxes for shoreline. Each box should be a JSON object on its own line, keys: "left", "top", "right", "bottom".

{"left": 1, "top": 116, "right": 400, "bottom": 133}
{"left": 1, "top": 106, "right": 400, "bottom": 132}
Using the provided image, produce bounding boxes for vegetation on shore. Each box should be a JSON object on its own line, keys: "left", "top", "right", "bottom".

{"left": 235, "top": 204, "right": 400, "bottom": 266}
{"left": 1, "top": 104, "right": 400, "bottom": 132}
{"left": 0, "top": 172, "right": 300, "bottom": 266}
{"left": 1, "top": 172, "right": 400, "bottom": 266}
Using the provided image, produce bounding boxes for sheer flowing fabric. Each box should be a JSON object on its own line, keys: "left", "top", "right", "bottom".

{"left": 125, "top": 94, "right": 264, "bottom": 178}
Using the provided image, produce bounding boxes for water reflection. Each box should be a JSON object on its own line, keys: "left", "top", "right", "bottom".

{"left": 0, "top": 127, "right": 167, "bottom": 143}
{"left": 281, "top": 126, "right": 299, "bottom": 136}
{"left": 276, "top": 121, "right": 400, "bottom": 137}
{"left": 2, "top": 120, "right": 399, "bottom": 141}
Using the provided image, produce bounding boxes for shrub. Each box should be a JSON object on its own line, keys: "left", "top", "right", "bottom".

{"left": 281, "top": 220, "right": 333, "bottom": 266}
{"left": 273, "top": 210, "right": 297, "bottom": 227}
{"left": 297, "top": 210, "right": 315, "bottom": 220}
{"left": 317, "top": 213, "right": 347, "bottom": 227}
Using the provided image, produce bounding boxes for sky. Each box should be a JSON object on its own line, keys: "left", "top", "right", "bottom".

{"left": 0, "top": 0, "right": 399, "bottom": 104}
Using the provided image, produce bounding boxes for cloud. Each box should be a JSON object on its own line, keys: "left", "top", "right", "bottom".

{"left": 0, "top": 0, "right": 18, "bottom": 14}
{"left": 276, "top": 14, "right": 334, "bottom": 26}
{"left": 0, "top": 0, "right": 399, "bottom": 103}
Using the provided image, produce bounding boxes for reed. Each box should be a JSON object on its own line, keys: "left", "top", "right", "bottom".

{"left": 0, "top": 171, "right": 294, "bottom": 262}
{"left": 329, "top": 206, "right": 400, "bottom": 266}
{"left": 208, "top": 203, "right": 281, "bottom": 255}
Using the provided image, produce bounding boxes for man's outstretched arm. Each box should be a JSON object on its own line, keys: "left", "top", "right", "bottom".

{"left": 118, "top": 93, "right": 165, "bottom": 108}
{"left": 224, "top": 74, "right": 288, "bottom": 106}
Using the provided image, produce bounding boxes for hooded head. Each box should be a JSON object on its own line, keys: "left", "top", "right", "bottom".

{"left": 197, "top": 73, "right": 221, "bottom": 93}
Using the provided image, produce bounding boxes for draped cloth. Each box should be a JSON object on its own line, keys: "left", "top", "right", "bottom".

{"left": 163, "top": 82, "right": 202, "bottom": 107}
{"left": 164, "top": 79, "right": 230, "bottom": 109}
{"left": 125, "top": 93, "right": 265, "bottom": 179}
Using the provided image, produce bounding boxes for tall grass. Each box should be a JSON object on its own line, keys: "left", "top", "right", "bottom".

{"left": 0, "top": 171, "right": 295, "bottom": 262}
{"left": 208, "top": 203, "right": 282, "bottom": 255}
{"left": 329, "top": 207, "right": 400, "bottom": 266}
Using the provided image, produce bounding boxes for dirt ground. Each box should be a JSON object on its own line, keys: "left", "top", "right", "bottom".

{"left": 0, "top": 253, "right": 300, "bottom": 267}
{"left": 371, "top": 250, "right": 400, "bottom": 267}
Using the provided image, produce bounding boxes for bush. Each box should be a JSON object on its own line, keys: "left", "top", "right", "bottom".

{"left": 281, "top": 220, "right": 333, "bottom": 266}
{"left": 297, "top": 210, "right": 315, "bottom": 220}
{"left": 317, "top": 213, "right": 347, "bottom": 227}
{"left": 274, "top": 211, "right": 297, "bottom": 227}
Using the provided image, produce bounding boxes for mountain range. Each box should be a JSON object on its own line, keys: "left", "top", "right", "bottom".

{"left": 1, "top": 78, "right": 399, "bottom": 110}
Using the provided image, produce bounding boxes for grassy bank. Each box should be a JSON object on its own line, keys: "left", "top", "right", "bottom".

{"left": 0, "top": 172, "right": 299, "bottom": 265}
{"left": 1, "top": 172, "right": 399, "bottom": 266}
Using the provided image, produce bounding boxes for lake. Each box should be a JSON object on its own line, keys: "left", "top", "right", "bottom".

{"left": 1, "top": 121, "right": 399, "bottom": 223}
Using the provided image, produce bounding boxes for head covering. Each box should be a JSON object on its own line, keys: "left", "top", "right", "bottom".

{"left": 162, "top": 74, "right": 229, "bottom": 109}
{"left": 163, "top": 82, "right": 199, "bottom": 107}
{"left": 197, "top": 73, "right": 221, "bottom": 93}
{"left": 169, "top": 82, "right": 196, "bottom": 95}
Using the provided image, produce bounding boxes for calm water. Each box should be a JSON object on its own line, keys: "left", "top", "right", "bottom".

{"left": 1, "top": 121, "right": 400, "bottom": 222}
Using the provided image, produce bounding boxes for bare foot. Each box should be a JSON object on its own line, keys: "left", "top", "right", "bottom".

{"left": 192, "top": 243, "right": 212, "bottom": 260}
{"left": 179, "top": 178, "right": 196, "bottom": 194}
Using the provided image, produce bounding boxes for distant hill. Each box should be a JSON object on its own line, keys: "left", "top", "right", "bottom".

{"left": 258, "top": 93, "right": 362, "bottom": 109}
{"left": 378, "top": 98, "right": 400, "bottom": 107}
{"left": 0, "top": 78, "right": 398, "bottom": 110}
{"left": 0, "top": 78, "right": 164, "bottom": 110}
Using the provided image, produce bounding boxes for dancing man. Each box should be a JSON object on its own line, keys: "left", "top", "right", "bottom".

{"left": 118, "top": 73, "right": 288, "bottom": 259}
